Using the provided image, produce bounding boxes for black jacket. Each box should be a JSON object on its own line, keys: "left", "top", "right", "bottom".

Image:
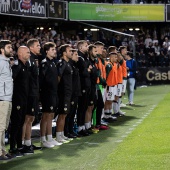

{"left": 77, "top": 51, "right": 91, "bottom": 89}
{"left": 27, "top": 52, "right": 39, "bottom": 96}
{"left": 39, "top": 57, "right": 58, "bottom": 97}
{"left": 57, "top": 59, "right": 73, "bottom": 100}
{"left": 69, "top": 60, "right": 81, "bottom": 98}
{"left": 12, "top": 59, "right": 29, "bottom": 104}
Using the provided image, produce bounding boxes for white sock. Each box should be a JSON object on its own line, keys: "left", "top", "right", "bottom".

{"left": 47, "top": 135, "right": 53, "bottom": 142}
{"left": 104, "top": 109, "right": 110, "bottom": 113}
{"left": 56, "top": 132, "right": 61, "bottom": 141}
{"left": 118, "top": 98, "right": 121, "bottom": 112}
{"left": 82, "top": 125, "right": 85, "bottom": 130}
{"left": 85, "top": 123, "right": 89, "bottom": 129}
{"left": 22, "top": 140, "right": 25, "bottom": 145}
{"left": 113, "top": 101, "right": 118, "bottom": 113}
{"left": 41, "top": 136, "right": 46, "bottom": 142}
{"left": 61, "top": 131, "right": 65, "bottom": 137}
{"left": 25, "top": 140, "right": 31, "bottom": 146}
{"left": 109, "top": 109, "right": 113, "bottom": 114}
{"left": 89, "top": 121, "right": 91, "bottom": 128}
{"left": 78, "top": 126, "right": 83, "bottom": 132}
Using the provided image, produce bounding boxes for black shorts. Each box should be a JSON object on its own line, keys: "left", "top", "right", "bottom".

{"left": 27, "top": 96, "right": 39, "bottom": 116}
{"left": 88, "top": 86, "right": 96, "bottom": 106}
{"left": 41, "top": 95, "right": 58, "bottom": 113}
{"left": 11, "top": 102, "right": 27, "bottom": 126}
{"left": 57, "top": 95, "right": 71, "bottom": 115}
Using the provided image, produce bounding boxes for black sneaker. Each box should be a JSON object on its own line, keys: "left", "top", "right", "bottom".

{"left": 31, "top": 144, "right": 42, "bottom": 151}
{"left": 0, "top": 155, "right": 12, "bottom": 161}
{"left": 9, "top": 148, "right": 23, "bottom": 158}
{"left": 86, "top": 128, "right": 93, "bottom": 134}
{"left": 77, "top": 130, "right": 90, "bottom": 137}
{"left": 67, "top": 133, "right": 77, "bottom": 138}
{"left": 5, "top": 153, "right": 16, "bottom": 159}
{"left": 112, "top": 112, "right": 121, "bottom": 117}
{"left": 19, "top": 145, "right": 34, "bottom": 155}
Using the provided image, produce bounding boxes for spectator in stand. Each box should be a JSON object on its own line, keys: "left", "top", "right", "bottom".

{"left": 115, "top": 35, "right": 122, "bottom": 48}
{"left": 145, "top": 42, "right": 155, "bottom": 67}
{"left": 160, "top": 44, "right": 169, "bottom": 67}
{"left": 163, "top": 37, "right": 170, "bottom": 49}
{"left": 159, "top": 34, "right": 165, "bottom": 48}
{"left": 136, "top": 49, "right": 147, "bottom": 67}
{"left": 153, "top": 42, "right": 161, "bottom": 66}
{"left": 144, "top": 34, "right": 152, "bottom": 48}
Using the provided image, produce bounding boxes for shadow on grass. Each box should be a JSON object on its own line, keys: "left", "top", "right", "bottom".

{"left": 0, "top": 116, "right": 139, "bottom": 169}
{"left": 126, "top": 104, "right": 147, "bottom": 108}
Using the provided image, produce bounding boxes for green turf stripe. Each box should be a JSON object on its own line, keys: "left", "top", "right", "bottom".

{"left": 1, "top": 85, "right": 170, "bottom": 170}
{"left": 100, "top": 91, "right": 170, "bottom": 170}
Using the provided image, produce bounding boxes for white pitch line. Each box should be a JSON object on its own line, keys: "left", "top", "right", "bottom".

{"left": 121, "top": 135, "right": 128, "bottom": 138}
{"left": 115, "top": 140, "right": 123, "bottom": 143}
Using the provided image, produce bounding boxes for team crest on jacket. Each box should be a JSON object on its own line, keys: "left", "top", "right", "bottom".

{"left": 17, "top": 106, "right": 21, "bottom": 110}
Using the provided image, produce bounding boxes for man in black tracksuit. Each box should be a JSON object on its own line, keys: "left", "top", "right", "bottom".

{"left": 76, "top": 40, "right": 92, "bottom": 136}
{"left": 39, "top": 42, "right": 61, "bottom": 148}
{"left": 56, "top": 44, "right": 73, "bottom": 143}
{"left": 22, "top": 39, "right": 41, "bottom": 151}
{"left": 85, "top": 44, "right": 98, "bottom": 133}
{"left": 9, "top": 46, "right": 30, "bottom": 156}
{"left": 64, "top": 49, "right": 81, "bottom": 138}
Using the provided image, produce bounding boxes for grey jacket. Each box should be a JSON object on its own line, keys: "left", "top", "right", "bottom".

{"left": 0, "top": 55, "right": 13, "bottom": 101}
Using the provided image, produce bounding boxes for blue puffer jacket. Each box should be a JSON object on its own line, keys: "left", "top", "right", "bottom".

{"left": 0, "top": 55, "right": 13, "bottom": 101}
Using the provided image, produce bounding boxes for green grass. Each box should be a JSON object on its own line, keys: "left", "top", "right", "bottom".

{"left": 100, "top": 85, "right": 170, "bottom": 170}
{"left": 1, "top": 85, "right": 170, "bottom": 170}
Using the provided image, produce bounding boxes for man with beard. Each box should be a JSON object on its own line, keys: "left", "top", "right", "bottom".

{"left": 0, "top": 40, "right": 13, "bottom": 160}
{"left": 64, "top": 49, "right": 81, "bottom": 138}
{"left": 56, "top": 44, "right": 73, "bottom": 143}
{"left": 76, "top": 40, "right": 92, "bottom": 136}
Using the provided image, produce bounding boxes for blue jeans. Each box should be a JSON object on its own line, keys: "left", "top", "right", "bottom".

{"left": 127, "top": 78, "right": 136, "bottom": 103}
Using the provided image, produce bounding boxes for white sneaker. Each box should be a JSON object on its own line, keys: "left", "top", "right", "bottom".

{"left": 120, "top": 103, "right": 126, "bottom": 107}
{"left": 119, "top": 110, "right": 126, "bottom": 116}
{"left": 62, "top": 135, "right": 73, "bottom": 141}
{"left": 50, "top": 139, "right": 62, "bottom": 146}
{"left": 57, "top": 138, "right": 70, "bottom": 143}
{"left": 109, "top": 115, "right": 117, "bottom": 120}
{"left": 41, "top": 141, "right": 55, "bottom": 148}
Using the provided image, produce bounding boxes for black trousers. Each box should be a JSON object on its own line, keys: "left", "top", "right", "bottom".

{"left": 96, "top": 89, "right": 104, "bottom": 126}
{"left": 77, "top": 88, "right": 90, "bottom": 126}
{"left": 64, "top": 97, "right": 78, "bottom": 135}
{"left": 10, "top": 102, "right": 26, "bottom": 150}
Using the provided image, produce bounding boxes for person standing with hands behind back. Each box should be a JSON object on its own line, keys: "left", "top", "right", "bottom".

{"left": 76, "top": 40, "right": 92, "bottom": 136}
{"left": 0, "top": 40, "right": 13, "bottom": 160}
{"left": 125, "top": 52, "right": 137, "bottom": 105}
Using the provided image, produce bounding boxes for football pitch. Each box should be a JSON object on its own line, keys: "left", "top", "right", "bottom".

{"left": 1, "top": 85, "right": 170, "bottom": 170}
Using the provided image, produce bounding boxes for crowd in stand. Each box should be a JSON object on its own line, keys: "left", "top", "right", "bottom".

{"left": 1, "top": 23, "right": 170, "bottom": 68}
{"left": 0, "top": 22, "right": 139, "bottom": 160}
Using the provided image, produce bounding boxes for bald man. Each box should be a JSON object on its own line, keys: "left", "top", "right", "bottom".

{"left": 9, "top": 46, "right": 31, "bottom": 157}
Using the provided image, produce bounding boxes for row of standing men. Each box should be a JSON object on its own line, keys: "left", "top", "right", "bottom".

{"left": 0, "top": 39, "right": 133, "bottom": 160}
